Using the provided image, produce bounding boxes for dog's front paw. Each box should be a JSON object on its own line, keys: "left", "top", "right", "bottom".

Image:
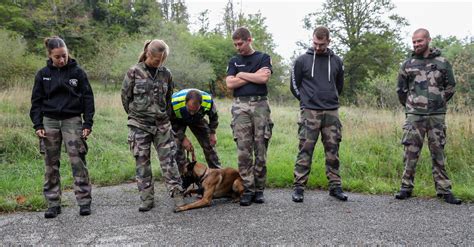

{"left": 173, "top": 207, "right": 184, "bottom": 213}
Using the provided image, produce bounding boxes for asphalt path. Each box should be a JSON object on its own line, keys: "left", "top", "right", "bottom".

{"left": 1, "top": 183, "right": 472, "bottom": 245}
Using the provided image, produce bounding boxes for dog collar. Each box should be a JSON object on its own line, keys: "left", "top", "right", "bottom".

{"left": 198, "top": 167, "right": 209, "bottom": 184}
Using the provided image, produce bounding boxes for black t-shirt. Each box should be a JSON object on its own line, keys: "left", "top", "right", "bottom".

{"left": 145, "top": 64, "right": 157, "bottom": 78}
{"left": 226, "top": 51, "right": 272, "bottom": 97}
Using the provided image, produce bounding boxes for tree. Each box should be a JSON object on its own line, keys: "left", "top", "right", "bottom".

{"left": 196, "top": 9, "right": 210, "bottom": 35}
{"left": 0, "top": 1, "right": 34, "bottom": 37}
{"left": 221, "top": 0, "right": 244, "bottom": 37}
{"left": 432, "top": 36, "right": 473, "bottom": 110}
{"left": 29, "top": 0, "right": 97, "bottom": 60}
{"left": 190, "top": 32, "right": 235, "bottom": 96}
{"left": 303, "top": 0, "right": 408, "bottom": 103}
{"left": 161, "top": 0, "right": 189, "bottom": 25}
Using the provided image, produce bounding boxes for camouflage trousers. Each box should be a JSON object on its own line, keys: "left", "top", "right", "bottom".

{"left": 400, "top": 114, "right": 452, "bottom": 194}
{"left": 174, "top": 119, "right": 221, "bottom": 170}
{"left": 128, "top": 124, "right": 183, "bottom": 204}
{"left": 41, "top": 116, "right": 91, "bottom": 207}
{"left": 293, "top": 109, "right": 343, "bottom": 190}
{"left": 231, "top": 97, "right": 273, "bottom": 195}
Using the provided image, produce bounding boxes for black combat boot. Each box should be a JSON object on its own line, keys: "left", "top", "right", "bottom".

{"left": 292, "top": 187, "right": 304, "bottom": 203}
{"left": 253, "top": 191, "right": 265, "bottom": 204}
{"left": 329, "top": 187, "right": 348, "bottom": 201}
{"left": 440, "top": 193, "right": 462, "bottom": 205}
{"left": 240, "top": 193, "right": 253, "bottom": 206}
{"left": 138, "top": 201, "right": 154, "bottom": 212}
{"left": 44, "top": 206, "right": 61, "bottom": 219}
{"left": 395, "top": 190, "right": 412, "bottom": 200}
{"left": 79, "top": 204, "right": 91, "bottom": 216}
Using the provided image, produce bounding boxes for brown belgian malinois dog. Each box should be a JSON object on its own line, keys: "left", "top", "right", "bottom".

{"left": 174, "top": 151, "right": 244, "bottom": 212}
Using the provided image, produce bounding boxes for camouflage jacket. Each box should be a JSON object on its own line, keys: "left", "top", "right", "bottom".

{"left": 121, "top": 62, "right": 174, "bottom": 134}
{"left": 397, "top": 48, "right": 455, "bottom": 115}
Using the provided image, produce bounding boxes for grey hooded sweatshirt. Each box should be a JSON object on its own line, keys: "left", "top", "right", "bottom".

{"left": 290, "top": 48, "right": 344, "bottom": 110}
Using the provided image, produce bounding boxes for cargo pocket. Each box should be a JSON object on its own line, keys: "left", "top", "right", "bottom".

{"left": 128, "top": 130, "right": 138, "bottom": 157}
{"left": 230, "top": 105, "right": 238, "bottom": 142}
{"left": 439, "top": 123, "right": 447, "bottom": 149}
{"left": 264, "top": 118, "right": 274, "bottom": 149}
{"left": 39, "top": 138, "right": 46, "bottom": 155}
{"left": 401, "top": 122, "right": 417, "bottom": 146}
{"left": 79, "top": 138, "right": 88, "bottom": 155}
{"left": 335, "top": 119, "right": 343, "bottom": 143}
{"left": 230, "top": 120, "right": 237, "bottom": 142}
{"left": 264, "top": 119, "right": 274, "bottom": 140}
{"left": 297, "top": 117, "right": 307, "bottom": 140}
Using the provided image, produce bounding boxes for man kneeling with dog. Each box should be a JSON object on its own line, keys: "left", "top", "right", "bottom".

{"left": 171, "top": 88, "right": 222, "bottom": 170}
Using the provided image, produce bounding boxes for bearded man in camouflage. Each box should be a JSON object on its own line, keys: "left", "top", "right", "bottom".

{"left": 395, "top": 28, "right": 461, "bottom": 204}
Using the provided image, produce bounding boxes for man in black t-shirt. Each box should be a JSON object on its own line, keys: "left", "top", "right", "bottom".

{"left": 226, "top": 27, "right": 274, "bottom": 206}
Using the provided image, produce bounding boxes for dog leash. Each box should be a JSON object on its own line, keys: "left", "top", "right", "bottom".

{"left": 186, "top": 149, "right": 196, "bottom": 163}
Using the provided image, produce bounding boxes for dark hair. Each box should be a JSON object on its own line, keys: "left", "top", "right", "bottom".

{"left": 414, "top": 28, "right": 431, "bottom": 39}
{"left": 313, "top": 26, "right": 330, "bottom": 40}
{"left": 138, "top": 39, "right": 169, "bottom": 66}
{"left": 232, "top": 27, "right": 252, "bottom": 40}
{"left": 44, "top": 36, "right": 66, "bottom": 54}
{"left": 185, "top": 90, "right": 202, "bottom": 104}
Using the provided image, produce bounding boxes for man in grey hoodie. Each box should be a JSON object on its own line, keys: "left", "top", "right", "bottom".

{"left": 290, "top": 26, "right": 347, "bottom": 202}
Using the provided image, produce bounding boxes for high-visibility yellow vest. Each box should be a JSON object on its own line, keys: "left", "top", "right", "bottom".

{"left": 171, "top": 88, "right": 212, "bottom": 119}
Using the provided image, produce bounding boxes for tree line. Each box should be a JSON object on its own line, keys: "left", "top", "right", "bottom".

{"left": 0, "top": 0, "right": 471, "bottom": 108}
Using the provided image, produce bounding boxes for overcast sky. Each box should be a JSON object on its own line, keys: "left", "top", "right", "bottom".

{"left": 186, "top": 0, "right": 473, "bottom": 61}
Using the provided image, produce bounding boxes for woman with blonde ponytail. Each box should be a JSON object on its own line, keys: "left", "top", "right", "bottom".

{"left": 121, "top": 39, "right": 186, "bottom": 212}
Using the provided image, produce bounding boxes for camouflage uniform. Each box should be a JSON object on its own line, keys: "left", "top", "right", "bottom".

{"left": 293, "top": 109, "right": 342, "bottom": 190}
{"left": 171, "top": 89, "right": 221, "bottom": 170}
{"left": 227, "top": 50, "right": 273, "bottom": 196}
{"left": 396, "top": 48, "right": 456, "bottom": 195}
{"left": 41, "top": 116, "right": 92, "bottom": 207}
{"left": 121, "top": 62, "right": 183, "bottom": 205}
{"left": 231, "top": 97, "right": 273, "bottom": 194}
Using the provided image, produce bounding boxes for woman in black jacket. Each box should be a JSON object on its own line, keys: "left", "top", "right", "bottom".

{"left": 30, "top": 36, "right": 95, "bottom": 218}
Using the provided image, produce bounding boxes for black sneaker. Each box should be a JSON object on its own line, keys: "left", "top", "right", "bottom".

{"left": 253, "top": 192, "right": 265, "bottom": 204}
{"left": 329, "top": 187, "right": 348, "bottom": 201}
{"left": 240, "top": 194, "right": 253, "bottom": 206}
{"left": 292, "top": 188, "right": 304, "bottom": 203}
{"left": 44, "top": 206, "right": 61, "bottom": 219}
{"left": 395, "top": 190, "right": 412, "bottom": 200}
{"left": 441, "top": 193, "right": 462, "bottom": 205}
{"left": 79, "top": 205, "right": 91, "bottom": 216}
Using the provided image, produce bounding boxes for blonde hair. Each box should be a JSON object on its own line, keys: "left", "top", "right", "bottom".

{"left": 138, "top": 39, "right": 169, "bottom": 67}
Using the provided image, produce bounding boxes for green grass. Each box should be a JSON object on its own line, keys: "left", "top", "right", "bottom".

{"left": 1, "top": 84, "right": 473, "bottom": 212}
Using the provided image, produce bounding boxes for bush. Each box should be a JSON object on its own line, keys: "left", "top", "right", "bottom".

{"left": 0, "top": 29, "right": 43, "bottom": 88}
{"left": 355, "top": 69, "right": 400, "bottom": 109}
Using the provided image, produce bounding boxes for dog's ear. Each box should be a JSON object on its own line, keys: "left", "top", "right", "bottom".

{"left": 186, "top": 161, "right": 197, "bottom": 171}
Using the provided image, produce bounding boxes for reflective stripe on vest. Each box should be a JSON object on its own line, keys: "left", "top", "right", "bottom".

{"left": 172, "top": 89, "right": 212, "bottom": 119}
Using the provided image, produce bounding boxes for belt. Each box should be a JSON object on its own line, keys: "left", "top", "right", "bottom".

{"left": 234, "top": 96, "right": 267, "bottom": 102}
